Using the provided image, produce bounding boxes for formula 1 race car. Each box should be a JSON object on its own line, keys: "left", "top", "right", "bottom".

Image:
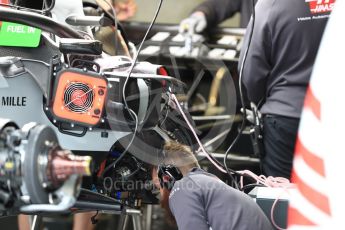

{"left": 0, "top": 0, "right": 197, "bottom": 220}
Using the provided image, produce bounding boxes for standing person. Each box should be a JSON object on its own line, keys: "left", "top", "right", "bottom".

{"left": 179, "top": 0, "right": 257, "bottom": 35}
{"left": 152, "top": 141, "right": 273, "bottom": 230}
{"left": 240, "top": 0, "right": 335, "bottom": 178}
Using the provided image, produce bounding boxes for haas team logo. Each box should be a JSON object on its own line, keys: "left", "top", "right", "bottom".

{"left": 306, "top": 0, "right": 336, "bottom": 14}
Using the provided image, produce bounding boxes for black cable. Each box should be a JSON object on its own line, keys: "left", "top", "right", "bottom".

{"left": 100, "top": 109, "right": 138, "bottom": 178}
{"left": 102, "top": 0, "right": 163, "bottom": 178}
{"left": 171, "top": 92, "right": 240, "bottom": 188}
{"left": 102, "top": 0, "right": 118, "bottom": 55}
{"left": 223, "top": 0, "right": 256, "bottom": 185}
{"left": 240, "top": 183, "right": 265, "bottom": 192}
{"left": 122, "top": 0, "right": 163, "bottom": 114}
{"left": 91, "top": 211, "right": 99, "bottom": 225}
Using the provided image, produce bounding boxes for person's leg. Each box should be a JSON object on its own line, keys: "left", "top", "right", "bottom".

{"left": 18, "top": 215, "right": 31, "bottom": 230}
{"left": 73, "top": 212, "right": 97, "bottom": 230}
{"left": 262, "top": 115, "right": 299, "bottom": 179}
{"left": 19, "top": 212, "right": 97, "bottom": 230}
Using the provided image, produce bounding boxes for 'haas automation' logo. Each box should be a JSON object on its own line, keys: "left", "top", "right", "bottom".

{"left": 306, "top": 0, "right": 335, "bottom": 14}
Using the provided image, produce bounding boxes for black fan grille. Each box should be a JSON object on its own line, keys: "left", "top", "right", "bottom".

{"left": 63, "top": 82, "right": 94, "bottom": 113}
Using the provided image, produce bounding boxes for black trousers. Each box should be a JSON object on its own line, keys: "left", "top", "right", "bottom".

{"left": 261, "top": 115, "right": 300, "bottom": 179}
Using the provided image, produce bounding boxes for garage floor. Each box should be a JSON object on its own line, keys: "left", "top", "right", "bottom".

{"left": 0, "top": 205, "right": 176, "bottom": 230}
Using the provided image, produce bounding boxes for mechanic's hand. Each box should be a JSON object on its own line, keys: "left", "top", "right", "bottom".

{"left": 241, "top": 103, "right": 262, "bottom": 125}
{"left": 241, "top": 108, "right": 255, "bottom": 124}
{"left": 179, "top": 11, "right": 207, "bottom": 35}
{"left": 115, "top": 0, "right": 137, "bottom": 21}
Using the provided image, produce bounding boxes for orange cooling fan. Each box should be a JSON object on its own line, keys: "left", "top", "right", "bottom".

{"left": 52, "top": 69, "right": 108, "bottom": 126}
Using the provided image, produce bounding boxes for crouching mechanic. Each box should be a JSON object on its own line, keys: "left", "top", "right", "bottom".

{"left": 152, "top": 141, "right": 273, "bottom": 230}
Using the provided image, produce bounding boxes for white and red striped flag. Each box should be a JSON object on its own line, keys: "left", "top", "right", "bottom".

{"left": 288, "top": 0, "right": 345, "bottom": 229}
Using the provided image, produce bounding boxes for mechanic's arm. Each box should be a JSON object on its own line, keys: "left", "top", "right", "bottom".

{"left": 193, "top": 0, "right": 241, "bottom": 27}
{"left": 169, "top": 184, "right": 209, "bottom": 230}
{"left": 239, "top": 0, "right": 273, "bottom": 104}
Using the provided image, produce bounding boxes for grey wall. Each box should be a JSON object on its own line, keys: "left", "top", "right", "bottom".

{"left": 130, "top": 0, "right": 240, "bottom": 27}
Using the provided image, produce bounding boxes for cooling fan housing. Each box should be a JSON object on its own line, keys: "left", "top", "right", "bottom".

{"left": 52, "top": 69, "right": 108, "bottom": 126}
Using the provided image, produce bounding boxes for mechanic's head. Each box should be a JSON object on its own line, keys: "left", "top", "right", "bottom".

{"left": 151, "top": 141, "right": 200, "bottom": 225}
{"left": 152, "top": 141, "right": 200, "bottom": 188}
{"left": 162, "top": 141, "right": 200, "bottom": 175}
